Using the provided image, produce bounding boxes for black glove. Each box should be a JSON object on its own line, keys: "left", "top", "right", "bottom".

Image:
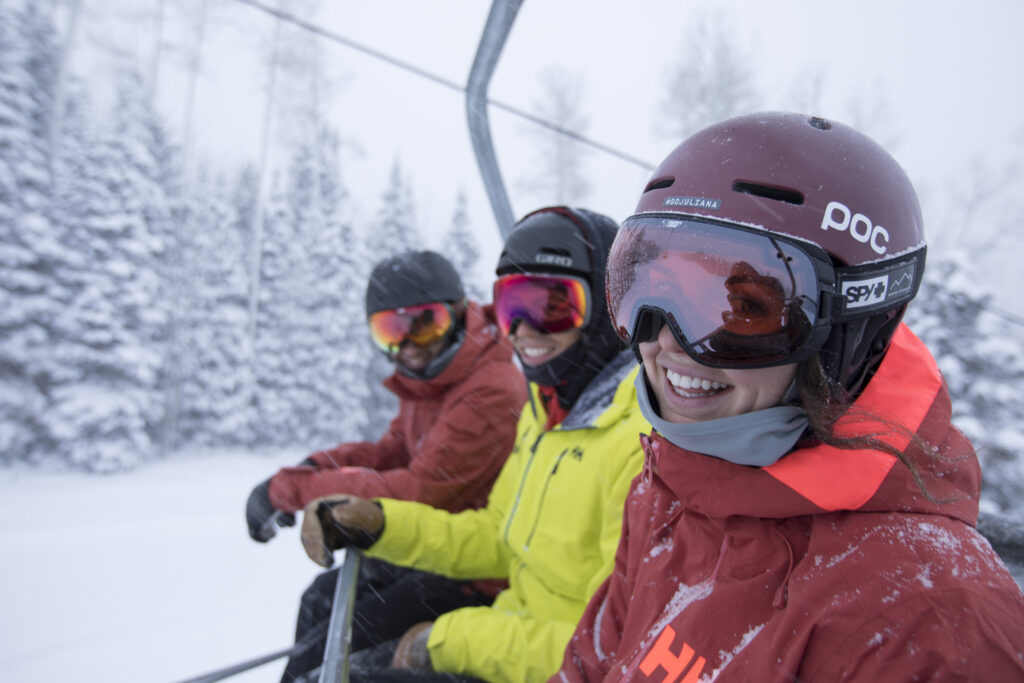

{"left": 246, "top": 478, "right": 295, "bottom": 542}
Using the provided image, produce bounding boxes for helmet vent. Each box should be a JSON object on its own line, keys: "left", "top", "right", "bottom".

{"left": 643, "top": 176, "right": 674, "bottom": 193}
{"left": 732, "top": 180, "right": 804, "bottom": 205}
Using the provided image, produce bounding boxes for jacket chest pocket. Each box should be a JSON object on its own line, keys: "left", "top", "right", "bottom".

{"left": 510, "top": 442, "right": 597, "bottom": 554}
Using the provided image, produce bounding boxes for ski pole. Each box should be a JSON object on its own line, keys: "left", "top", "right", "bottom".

{"left": 319, "top": 548, "right": 363, "bottom": 683}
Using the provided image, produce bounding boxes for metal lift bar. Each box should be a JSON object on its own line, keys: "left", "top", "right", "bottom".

{"left": 319, "top": 549, "right": 363, "bottom": 683}
{"left": 466, "top": 0, "right": 524, "bottom": 240}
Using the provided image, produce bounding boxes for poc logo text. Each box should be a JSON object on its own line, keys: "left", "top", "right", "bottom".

{"left": 821, "top": 201, "right": 889, "bottom": 255}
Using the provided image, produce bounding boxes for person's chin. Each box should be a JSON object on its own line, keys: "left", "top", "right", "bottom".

{"left": 398, "top": 357, "right": 429, "bottom": 371}
{"left": 518, "top": 349, "right": 558, "bottom": 366}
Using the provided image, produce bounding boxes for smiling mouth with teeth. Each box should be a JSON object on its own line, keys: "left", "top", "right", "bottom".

{"left": 665, "top": 368, "right": 729, "bottom": 397}
{"left": 521, "top": 347, "right": 552, "bottom": 358}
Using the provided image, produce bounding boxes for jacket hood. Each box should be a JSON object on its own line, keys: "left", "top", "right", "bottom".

{"left": 385, "top": 301, "right": 515, "bottom": 400}
{"left": 644, "top": 325, "right": 980, "bottom": 524}
{"left": 524, "top": 351, "right": 639, "bottom": 432}
{"left": 505, "top": 207, "right": 625, "bottom": 408}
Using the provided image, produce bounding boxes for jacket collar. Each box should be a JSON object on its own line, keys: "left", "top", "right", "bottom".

{"left": 644, "top": 325, "right": 979, "bottom": 521}
{"left": 528, "top": 351, "right": 639, "bottom": 430}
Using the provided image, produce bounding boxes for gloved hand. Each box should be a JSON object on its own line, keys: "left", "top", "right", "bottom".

{"left": 301, "top": 495, "right": 384, "bottom": 567}
{"left": 246, "top": 478, "right": 295, "bottom": 542}
{"left": 391, "top": 621, "right": 433, "bottom": 670}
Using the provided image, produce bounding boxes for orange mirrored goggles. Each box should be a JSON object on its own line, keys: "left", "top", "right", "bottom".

{"left": 607, "top": 215, "right": 831, "bottom": 368}
{"left": 368, "top": 302, "right": 455, "bottom": 354}
{"left": 493, "top": 273, "right": 590, "bottom": 336}
{"left": 608, "top": 215, "right": 924, "bottom": 368}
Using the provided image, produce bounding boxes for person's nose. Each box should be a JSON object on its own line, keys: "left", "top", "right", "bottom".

{"left": 656, "top": 322, "right": 685, "bottom": 352}
{"left": 510, "top": 319, "right": 542, "bottom": 339}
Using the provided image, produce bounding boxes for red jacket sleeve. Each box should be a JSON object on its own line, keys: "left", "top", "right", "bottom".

{"left": 266, "top": 414, "right": 410, "bottom": 513}
{"left": 802, "top": 590, "right": 1024, "bottom": 682}
{"left": 354, "top": 360, "right": 523, "bottom": 509}
{"left": 306, "top": 416, "right": 409, "bottom": 471}
{"left": 268, "top": 360, "right": 524, "bottom": 513}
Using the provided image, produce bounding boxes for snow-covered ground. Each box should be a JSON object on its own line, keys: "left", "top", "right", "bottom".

{"left": 0, "top": 451, "right": 329, "bottom": 683}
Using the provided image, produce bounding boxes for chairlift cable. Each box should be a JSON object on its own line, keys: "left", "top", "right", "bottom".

{"left": 986, "top": 303, "right": 1024, "bottom": 328}
{"left": 227, "top": 0, "right": 655, "bottom": 171}
{"left": 227, "top": 0, "right": 1024, "bottom": 333}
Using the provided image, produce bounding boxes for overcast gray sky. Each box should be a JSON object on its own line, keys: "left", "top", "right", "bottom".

{"left": 87, "top": 0, "right": 1024, "bottom": 307}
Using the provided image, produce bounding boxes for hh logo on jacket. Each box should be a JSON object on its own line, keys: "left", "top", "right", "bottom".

{"left": 639, "top": 625, "right": 706, "bottom": 683}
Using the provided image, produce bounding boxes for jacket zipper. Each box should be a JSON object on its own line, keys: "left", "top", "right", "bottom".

{"left": 522, "top": 449, "right": 568, "bottom": 549}
{"left": 503, "top": 430, "right": 545, "bottom": 543}
{"left": 502, "top": 425, "right": 594, "bottom": 549}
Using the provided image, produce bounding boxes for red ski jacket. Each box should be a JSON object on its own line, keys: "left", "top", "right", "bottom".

{"left": 555, "top": 325, "right": 1024, "bottom": 682}
{"left": 269, "top": 302, "right": 527, "bottom": 514}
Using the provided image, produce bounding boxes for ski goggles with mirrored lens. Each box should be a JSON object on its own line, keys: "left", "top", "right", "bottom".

{"left": 607, "top": 215, "right": 924, "bottom": 368}
{"left": 493, "top": 273, "right": 590, "bottom": 336}
{"left": 368, "top": 302, "right": 455, "bottom": 354}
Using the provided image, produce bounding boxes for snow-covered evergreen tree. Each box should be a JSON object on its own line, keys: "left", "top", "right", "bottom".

{"left": 441, "top": 190, "right": 485, "bottom": 302}
{"left": 0, "top": 3, "right": 60, "bottom": 464}
{"left": 372, "top": 157, "right": 421, "bottom": 257}
{"left": 251, "top": 127, "right": 368, "bottom": 448}
{"left": 250, "top": 169, "right": 303, "bottom": 447}
{"left": 44, "top": 70, "right": 176, "bottom": 471}
{"left": 175, "top": 166, "right": 252, "bottom": 449}
{"left": 905, "top": 252, "right": 1024, "bottom": 517}
{"left": 359, "top": 159, "right": 426, "bottom": 436}
{"left": 300, "top": 126, "right": 371, "bottom": 445}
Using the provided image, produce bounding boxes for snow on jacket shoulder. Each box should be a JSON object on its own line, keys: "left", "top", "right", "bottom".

{"left": 555, "top": 325, "right": 1024, "bottom": 682}
{"left": 268, "top": 302, "right": 527, "bottom": 513}
{"left": 369, "top": 352, "right": 650, "bottom": 683}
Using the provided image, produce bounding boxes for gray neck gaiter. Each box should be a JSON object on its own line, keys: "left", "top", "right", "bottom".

{"left": 635, "top": 370, "right": 809, "bottom": 467}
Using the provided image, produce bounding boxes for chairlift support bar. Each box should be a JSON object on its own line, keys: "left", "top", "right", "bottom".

{"left": 467, "top": 0, "right": 524, "bottom": 240}
{"left": 318, "top": 549, "right": 363, "bottom": 683}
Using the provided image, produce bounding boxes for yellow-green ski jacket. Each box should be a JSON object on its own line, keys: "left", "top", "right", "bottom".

{"left": 367, "top": 352, "right": 648, "bottom": 682}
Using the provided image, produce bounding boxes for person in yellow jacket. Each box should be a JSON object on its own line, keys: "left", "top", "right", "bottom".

{"left": 297, "top": 207, "right": 649, "bottom": 683}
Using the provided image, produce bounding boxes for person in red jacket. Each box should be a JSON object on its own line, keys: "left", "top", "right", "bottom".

{"left": 554, "top": 112, "right": 1024, "bottom": 682}
{"left": 244, "top": 249, "right": 526, "bottom": 683}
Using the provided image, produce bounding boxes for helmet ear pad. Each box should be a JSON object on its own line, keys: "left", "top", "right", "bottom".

{"left": 818, "top": 306, "right": 906, "bottom": 396}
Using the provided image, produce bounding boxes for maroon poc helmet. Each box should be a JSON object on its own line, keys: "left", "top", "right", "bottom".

{"left": 607, "top": 111, "right": 926, "bottom": 394}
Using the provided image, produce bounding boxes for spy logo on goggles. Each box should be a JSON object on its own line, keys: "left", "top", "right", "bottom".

{"left": 844, "top": 278, "right": 887, "bottom": 307}
{"left": 368, "top": 302, "right": 455, "bottom": 354}
{"left": 840, "top": 262, "right": 918, "bottom": 312}
{"left": 607, "top": 215, "right": 924, "bottom": 368}
{"left": 493, "top": 273, "right": 590, "bottom": 337}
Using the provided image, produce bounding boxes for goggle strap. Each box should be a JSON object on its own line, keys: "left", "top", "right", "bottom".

{"left": 833, "top": 246, "right": 926, "bottom": 321}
